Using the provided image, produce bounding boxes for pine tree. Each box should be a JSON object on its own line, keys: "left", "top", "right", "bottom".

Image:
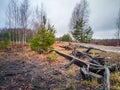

{"left": 70, "top": 0, "right": 93, "bottom": 43}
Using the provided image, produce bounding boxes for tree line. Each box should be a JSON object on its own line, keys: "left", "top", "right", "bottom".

{"left": 0, "top": 0, "right": 48, "bottom": 45}
{"left": 0, "top": 0, "right": 93, "bottom": 44}
{"left": 6, "top": 0, "right": 30, "bottom": 44}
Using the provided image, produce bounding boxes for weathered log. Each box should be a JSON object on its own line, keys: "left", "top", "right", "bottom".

{"left": 46, "top": 49, "right": 111, "bottom": 90}
{"left": 93, "top": 57, "right": 105, "bottom": 66}
{"left": 81, "top": 66, "right": 110, "bottom": 90}
{"left": 48, "top": 49, "right": 115, "bottom": 71}
{"left": 59, "top": 45, "right": 98, "bottom": 64}
{"left": 64, "top": 59, "right": 75, "bottom": 68}
{"left": 47, "top": 49, "right": 105, "bottom": 72}
{"left": 81, "top": 66, "right": 102, "bottom": 79}
{"left": 71, "top": 48, "right": 105, "bottom": 66}
{"left": 89, "top": 71, "right": 102, "bottom": 78}
{"left": 80, "top": 66, "right": 91, "bottom": 80}
{"left": 104, "top": 67, "right": 110, "bottom": 90}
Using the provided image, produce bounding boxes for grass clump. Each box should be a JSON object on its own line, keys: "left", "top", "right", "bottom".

{"left": 0, "top": 39, "right": 10, "bottom": 50}
{"left": 47, "top": 52, "right": 59, "bottom": 62}
{"left": 66, "top": 69, "right": 76, "bottom": 77}
{"left": 110, "top": 72, "right": 120, "bottom": 89}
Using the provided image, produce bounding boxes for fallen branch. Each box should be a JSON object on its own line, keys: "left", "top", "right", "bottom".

{"left": 71, "top": 48, "right": 105, "bottom": 66}
{"left": 59, "top": 45, "right": 105, "bottom": 66}
{"left": 46, "top": 49, "right": 111, "bottom": 90}
{"left": 47, "top": 49, "right": 108, "bottom": 73}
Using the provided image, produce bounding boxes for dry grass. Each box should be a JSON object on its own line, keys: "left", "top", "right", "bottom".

{"left": 0, "top": 42, "right": 120, "bottom": 90}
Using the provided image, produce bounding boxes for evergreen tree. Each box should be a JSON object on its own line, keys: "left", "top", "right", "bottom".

{"left": 30, "top": 16, "right": 56, "bottom": 53}
{"left": 61, "top": 34, "right": 72, "bottom": 42}
{"left": 70, "top": 0, "right": 93, "bottom": 43}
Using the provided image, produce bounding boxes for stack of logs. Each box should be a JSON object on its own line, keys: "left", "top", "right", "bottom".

{"left": 47, "top": 43, "right": 118, "bottom": 90}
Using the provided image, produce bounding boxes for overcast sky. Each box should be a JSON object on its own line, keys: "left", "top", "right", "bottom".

{"left": 0, "top": 0, "right": 120, "bottom": 39}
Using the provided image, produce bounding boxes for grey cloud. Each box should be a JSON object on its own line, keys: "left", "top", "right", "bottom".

{"left": 89, "top": 0, "right": 120, "bottom": 31}
{"left": 0, "top": 0, "right": 120, "bottom": 39}
{"left": 0, "top": 0, "right": 8, "bottom": 27}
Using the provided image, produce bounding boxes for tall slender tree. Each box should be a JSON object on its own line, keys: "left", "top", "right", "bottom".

{"left": 116, "top": 8, "right": 120, "bottom": 46}
{"left": 20, "top": 0, "right": 30, "bottom": 44}
{"left": 6, "top": 0, "right": 19, "bottom": 44}
{"left": 32, "top": 4, "right": 46, "bottom": 31}
{"left": 6, "top": 0, "right": 33, "bottom": 45}
{"left": 6, "top": 0, "right": 12, "bottom": 43}
{"left": 13, "top": 0, "right": 19, "bottom": 44}
{"left": 70, "top": 0, "right": 93, "bottom": 43}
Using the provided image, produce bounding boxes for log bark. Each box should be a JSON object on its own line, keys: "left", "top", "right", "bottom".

{"left": 71, "top": 48, "right": 105, "bottom": 66}
{"left": 81, "top": 66, "right": 91, "bottom": 80}
{"left": 81, "top": 66, "right": 102, "bottom": 79}
{"left": 104, "top": 67, "right": 110, "bottom": 90}
{"left": 60, "top": 45, "right": 106, "bottom": 66}
{"left": 47, "top": 49, "right": 105, "bottom": 73}
{"left": 64, "top": 59, "right": 75, "bottom": 68}
{"left": 46, "top": 49, "right": 111, "bottom": 90}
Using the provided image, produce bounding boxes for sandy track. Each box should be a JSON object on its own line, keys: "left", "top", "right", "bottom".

{"left": 78, "top": 43, "right": 120, "bottom": 53}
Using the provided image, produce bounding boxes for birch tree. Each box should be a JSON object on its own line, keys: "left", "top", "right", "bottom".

{"left": 6, "top": 0, "right": 19, "bottom": 44}
{"left": 32, "top": 4, "right": 46, "bottom": 31}
{"left": 20, "top": 0, "right": 30, "bottom": 44}
{"left": 116, "top": 8, "right": 120, "bottom": 46}
{"left": 6, "top": 0, "right": 12, "bottom": 44}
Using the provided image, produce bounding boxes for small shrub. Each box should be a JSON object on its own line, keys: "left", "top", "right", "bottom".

{"left": 0, "top": 39, "right": 10, "bottom": 50}
{"left": 61, "top": 34, "right": 72, "bottom": 42}
{"left": 47, "top": 52, "right": 58, "bottom": 62}
{"left": 67, "top": 69, "right": 76, "bottom": 77}
{"left": 111, "top": 72, "right": 120, "bottom": 89}
{"left": 30, "top": 25, "right": 56, "bottom": 53}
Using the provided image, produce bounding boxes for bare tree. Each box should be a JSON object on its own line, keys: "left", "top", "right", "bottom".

{"left": 116, "top": 8, "right": 120, "bottom": 46}
{"left": 6, "top": 0, "right": 12, "bottom": 44}
{"left": 13, "top": 1, "right": 19, "bottom": 44}
{"left": 6, "top": 0, "right": 18, "bottom": 44}
{"left": 70, "top": 0, "right": 89, "bottom": 30}
{"left": 70, "top": 0, "right": 93, "bottom": 43}
{"left": 20, "top": 0, "right": 30, "bottom": 44}
{"left": 7, "top": 0, "right": 22, "bottom": 44}
{"left": 6, "top": 0, "right": 32, "bottom": 45}
{"left": 33, "top": 4, "right": 46, "bottom": 30}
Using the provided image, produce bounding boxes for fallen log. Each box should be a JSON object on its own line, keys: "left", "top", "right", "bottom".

{"left": 104, "top": 67, "right": 110, "bottom": 90}
{"left": 60, "top": 45, "right": 106, "bottom": 66}
{"left": 47, "top": 49, "right": 115, "bottom": 72}
{"left": 80, "top": 66, "right": 102, "bottom": 80}
{"left": 81, "top": 66, "right": 91, "bottom": 80}
{"left": 46, "top": 49, "right": 112, "bottom": 90}
{"left": 59, "top": 45, "right": 116, "bottom": 72}
{"left": 64, "top": 59, "right": 75, "bottom": 69}
{"left": 89, "top": 71, "right": 102, "bottom": 78}
{"left": 71, "top": 48, "right": 105, "bottom": 66}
